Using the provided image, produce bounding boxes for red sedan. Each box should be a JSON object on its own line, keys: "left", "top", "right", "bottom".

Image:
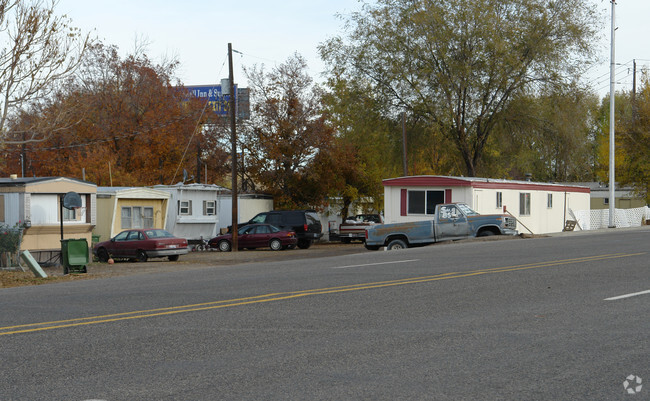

{"left": 209, "top": 224, "right": 297, "bottom": 252}
{"left": 93, "top": 229, "right": 189, "bottom": 262}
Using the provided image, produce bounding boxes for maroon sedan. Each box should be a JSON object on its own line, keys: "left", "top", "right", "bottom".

{"left": 209, "top": 224, "right": 297, "bottom": 252}
{"left": 93, "top": 229, "right": 189, "bottom": 262}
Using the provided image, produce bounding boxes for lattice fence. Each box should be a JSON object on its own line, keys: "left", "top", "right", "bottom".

{"left": 571, "top": 206, "right": 650, "bottom": 230}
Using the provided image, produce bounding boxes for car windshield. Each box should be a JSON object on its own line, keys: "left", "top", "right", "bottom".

{"left": 456, "top": 203, "right": 479, "bottom": 216}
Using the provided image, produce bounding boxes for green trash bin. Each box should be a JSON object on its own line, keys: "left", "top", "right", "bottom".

{"left": 61, "top": 238, "right": 89, "bottom": 274}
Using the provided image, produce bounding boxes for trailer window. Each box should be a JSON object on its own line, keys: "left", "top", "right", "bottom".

{"left": 407, "top": 190, "right": 444, "bottom": 215}
{"left": 520, "top": 193, "right": 531, "bottom": 216}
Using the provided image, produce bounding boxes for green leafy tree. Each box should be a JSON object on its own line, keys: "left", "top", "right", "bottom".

{"left": 320, "top": 0, "right": 601, "bottom": 177}
{"left": 489, "top": 84, "right": 600, "bottom": 181}
{"left": 596, "top": 78, "right": 650, "bottom": 202}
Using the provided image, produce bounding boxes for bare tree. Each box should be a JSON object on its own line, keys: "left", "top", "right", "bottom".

{"left": 0, "top": 0, "right": 90, "bottom": 145}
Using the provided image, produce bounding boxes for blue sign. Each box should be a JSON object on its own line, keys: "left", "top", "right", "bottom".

{"left": 183, "top": 84, "right": 237, "bottom": 116}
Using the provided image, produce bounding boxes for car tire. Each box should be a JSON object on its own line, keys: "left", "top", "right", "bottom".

{"left": 218, "top": 240, "right": 232, "bottom": 252}
{"left": 97, "top": 248, "right": 110, "bottom": 263}
{"left": 297, "top": 239, "right": 312, "bottom": 249}
{"left": 136, "top": 250, "right": 148, "bottom": 262}
{"left": 168, "top": 255, "right": 180, "bottom": 262}
{"left": 270, "top": 239, "right": 282, "bottom": 251}
{"left": 386, "top": 239, "right": 407, "bottom": 250}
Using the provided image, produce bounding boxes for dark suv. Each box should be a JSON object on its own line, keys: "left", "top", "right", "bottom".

{"left": 247, "top": 210, "right": 322, "bottom": 249}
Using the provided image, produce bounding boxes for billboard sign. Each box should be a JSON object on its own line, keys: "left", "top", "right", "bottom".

{"left": 184, "top": 84, "right": 235, "bottom": 116}
{"left": 182, "top": 84, "right": 250, "bottom": 119}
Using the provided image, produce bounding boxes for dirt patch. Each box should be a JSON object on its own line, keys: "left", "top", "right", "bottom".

{"left": 1, "top": 234, "right": 535, "bottom": 289}
{"left": 0, "top": 242, "right": 368, "bottom": 289}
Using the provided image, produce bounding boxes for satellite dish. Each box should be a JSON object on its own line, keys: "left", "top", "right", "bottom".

{"left": 62, "top": 192, "right": 82, "bottom": 210}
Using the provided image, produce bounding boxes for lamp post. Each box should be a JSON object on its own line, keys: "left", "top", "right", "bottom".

{"left": 608, "top": 0, "right": 616, "bottom": 228}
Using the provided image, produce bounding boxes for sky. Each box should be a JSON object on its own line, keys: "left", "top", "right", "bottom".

{"left": 56, "top": 0, "right": 364, "bottom": 88}
{"left": 56, "top": 0, "right": 650, "bottom": 98}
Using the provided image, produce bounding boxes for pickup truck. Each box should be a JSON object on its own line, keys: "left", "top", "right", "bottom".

{"left": 338, "top": 214, "right": 383, "bottom": 243}
{"left": 364, "top": 203, "right": 517, "bottom": 250}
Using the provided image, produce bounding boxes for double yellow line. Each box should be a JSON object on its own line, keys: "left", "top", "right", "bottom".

{"left": 0, "top": 252, "right": 643, "bottom": 336}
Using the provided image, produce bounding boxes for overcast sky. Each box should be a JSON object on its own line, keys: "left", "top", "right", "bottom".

{"left": 56, "top": 0, "right": 650, "bottom": 97}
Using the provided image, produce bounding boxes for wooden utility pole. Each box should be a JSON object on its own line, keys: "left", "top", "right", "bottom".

{"left": 228, "top": 43, "right": 238, "bottom": 251}
{"left": 402, "top": 112, "right": 408, "bottom": 176}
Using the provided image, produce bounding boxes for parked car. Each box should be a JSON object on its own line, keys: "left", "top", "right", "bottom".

{"left": 93, "top": 229, "right": 189, "bottom": 262}
{"left": 241, "top": 210, "right": 322, "bottom": 249}
{"left": 209, "top": 224, "right": 297, "bottom": 252}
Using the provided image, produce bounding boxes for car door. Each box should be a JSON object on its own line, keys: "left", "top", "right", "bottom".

{"left": 237, "top": 226, "right": 255, "bottom": 249}
{"left": 109, "top": 230, "right": 134, "bottom": 258}
{"left": 122, "top": 230, "right": 144, "bottom": 258}
{"left": 253, "top": 225, "right": 272, "bottom": 247}
{"left": 436, "top": 205, "right": 469, "bottom": 241}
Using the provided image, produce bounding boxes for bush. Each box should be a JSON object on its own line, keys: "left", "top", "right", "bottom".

{"left": 0, "top": 222, "right": 26, "bottom": 268}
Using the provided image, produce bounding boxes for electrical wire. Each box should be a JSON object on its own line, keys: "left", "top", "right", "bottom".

{"left": 169, "top": 56, "right": 228, "bottom": 184}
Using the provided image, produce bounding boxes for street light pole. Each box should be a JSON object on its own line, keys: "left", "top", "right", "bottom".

{"left": 608, "top": 0, "right": 616, "bottom": 228}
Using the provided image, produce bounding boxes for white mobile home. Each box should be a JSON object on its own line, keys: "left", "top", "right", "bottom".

{"left": 154, "top": 183, "right": 226, "bottom": 242}
{"left": 382, "top": 176, "right": 590, "bottom": 234}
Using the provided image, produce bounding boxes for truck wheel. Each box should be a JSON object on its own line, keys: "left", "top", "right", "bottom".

{"left": 387, "top": 239, "right": 407, "bottom": 250}
{"left": 297, "top": 239, "right": 312, "bottom": 249}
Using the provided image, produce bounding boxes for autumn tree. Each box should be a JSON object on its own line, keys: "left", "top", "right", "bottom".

{"left": 242, "top": 54, "right": 335, "bottom": 209}
{"left": 6, "top": 43, "right": 209, "bottom": 186}
{"left": 0, "top": 0, "right": 90, "bottom": 147}
{"left": 320, "top": 0, "right": 601, "bottom": 177}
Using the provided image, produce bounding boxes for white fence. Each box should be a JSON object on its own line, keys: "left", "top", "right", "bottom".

{"left": 570, "top": 206, "right": 650, "bottom": 230}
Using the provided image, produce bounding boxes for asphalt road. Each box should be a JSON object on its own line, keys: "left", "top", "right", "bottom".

{"left": 0, "top": 228, "right": 648, "bottom": 400}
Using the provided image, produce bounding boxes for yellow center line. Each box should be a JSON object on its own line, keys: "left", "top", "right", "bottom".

{"left": 0, "top": 252, "right": 644, "bottom": 336}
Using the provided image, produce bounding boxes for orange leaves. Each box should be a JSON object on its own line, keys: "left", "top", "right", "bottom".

{"left": 7, "top": 44, "right": 208, "bottom": 186}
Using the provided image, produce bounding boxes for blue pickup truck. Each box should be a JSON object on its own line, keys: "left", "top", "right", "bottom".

{"left": 364, "top": 203, "right": 518, "bottom": 250}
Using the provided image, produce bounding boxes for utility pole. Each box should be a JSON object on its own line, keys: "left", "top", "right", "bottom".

{"left": 608, "top": 0, "right": 616, "bottom": 228}
{"left": 228, "top": 43, "right": 239, "bottom": 251}
{"left": 402, "top": 112, "right": 408, "bottom": 176}
{"left": 632, "top": 59, "right": 637, "bottom": 100}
